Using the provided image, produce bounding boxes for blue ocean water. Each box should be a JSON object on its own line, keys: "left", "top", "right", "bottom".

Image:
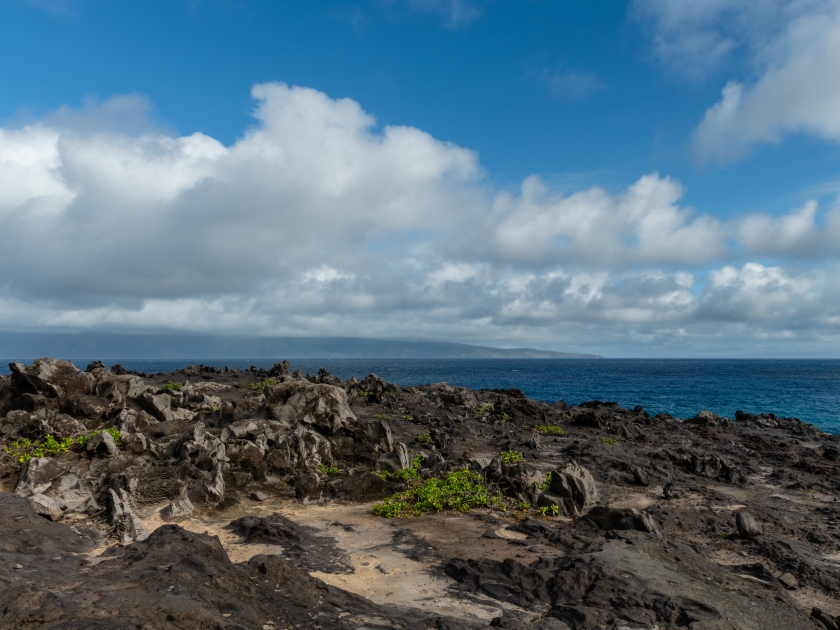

{"left": 2, "top": 358, "right": 838, "bottom": 433}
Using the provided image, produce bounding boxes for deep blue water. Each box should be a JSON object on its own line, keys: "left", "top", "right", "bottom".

{"left": 2, "top": 358, "right": 839, "bottom": 434}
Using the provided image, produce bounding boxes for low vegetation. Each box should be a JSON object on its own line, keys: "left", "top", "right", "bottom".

{"left": 4, "top": 428, "right": 122, "bottom": 465}
{"left": 373, "top": 469, "right": 505, "bottom": 518}
{"left": 317, "top": 463, "right": 340, "bottom": 475}
{"left": 415, "top": 431, "right": 432, "bottom": 444}
{"left": 475, "top": 403, "right": 494, "bottom": 418}
{"left": 534, "top": 424, "right": 565, "bottom": 435}
{"left": 161, "top": 380, "right": 182, "bottom": 392}
{"left": 600, "top": 437, "right": 617, "bottom": 445}
{"left": 379, "top": 454, "right": 423, "bottom": 483}
{"left": 248, "top": 378, "right": 278, "bottom": 390}
{"left": 500, "top": 450, "right": 525, "bottom": 465}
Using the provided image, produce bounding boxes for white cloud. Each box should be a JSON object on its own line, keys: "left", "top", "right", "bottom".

{"left": 635, "top": 0, "right": 840, "bottom": 162}
{"left": 402, "top": 0, "right": 480, "bottom": 27}
{"left": 1, "top": 83, "right": 840, "bottom": 355}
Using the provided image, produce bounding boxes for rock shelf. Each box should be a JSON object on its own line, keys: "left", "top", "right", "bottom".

{"left": 1, "top": 358, "right": 840, "bottom": 629}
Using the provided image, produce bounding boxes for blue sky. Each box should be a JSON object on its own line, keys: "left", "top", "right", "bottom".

{"left": 2, "top": 0, "right": 840, "bottom": 356}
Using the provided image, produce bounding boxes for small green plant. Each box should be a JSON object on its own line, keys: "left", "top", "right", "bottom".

{"left": 248, "top": 378, "right": 278, "bottom": 391}
{"left": 517, "top": 501, "right": 531, "bottom": 511}
{"left": 534, "top": 425, "right": 565, "bottom": 435}
{"left": 537, "top": 504, "right": 559, "bottom": 518}
{"left": 375, "top": 413, "right": 392, "bottom": 421}
{"left": 207, "top": 402, "right": 221, "bottom": 412}
{"left": 600, "top": 437, "right": 617, "bottom": 445}
{"left": 161, "top": 380, "right": 182, "bottom": 392}
{"left": 379, "top": 454, "right": 424, "bottom": 482}
{"left": 539, "top": 471, "right": 552, "bottom": 492}
{"left": 416, "top": 432, "right": 432, "bottom": 444}
{"left": 317, "top": 463, "right": 340, "bottom": 475}
{"left": 500, "top": 450, "right": 525, "bottom": 465}
{"left": 359, "top": 389, "right": 375, "bottom": 398}
{"left": 3, "top": 428, "right": 121, "bottom": 466}
{"left": 501, "top": 413, "right": 511, "bottom": 423}
{"left": 404, "top": 414, "right": 413, "bottom": 421}
{"left": 105, "top": 427, "right": 122, "bottom": 446}
{"left": 475, "top": 403, "right": 494, "bottom": 418}
{"left": 373, "top": 469, "right": 505, "bottom": 518}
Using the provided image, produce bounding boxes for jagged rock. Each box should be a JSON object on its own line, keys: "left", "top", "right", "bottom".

{"left": 26, "top": 493, "right": 63, "bottom": 521}
{"left": 663, "top": 481, "right": 676, "bottom": 499}
{"left": 172, "top": 422, "right": 225, "bottom": 470}
{"left": 632, "top": 466, "right": 650, "bottom": 486}
{"left": 108, "top": 486, "right": 149, "bottom": 544}
{"left": 252, "top": 490, "right": 268, "bottom": 501}
{"left": 377, "top": 442, "right": 410, "bottom": 473}
{"left": 123, "top": 432, "right": 147, "bottom": 454}
{"left": 220, "top": 419, "right": 259, "bottom": 442}
{"left": 9, "top": 359, "right": 95, "bottom": 400}
{"left": 583, "top": 506, "right": 660, "bottom": 534}
{"left": 86, "top": 429, "right": 119, "bottom": 457}
{"left": 227, "top": 439, "right": 266, "bottom": 467}
{"left": 329, "top": 471, "right": 393, "bottom": 502}
{"left": 294, "top": 472, "right": 321, "bottom": 503}
{"left": 779, "top": 573, "right": 798, "bottom": 589}
{"left": 139, "top": 392, "right": 174, "bottom": 422}
{"left": 187, "top": 462, "right": 226, "bottom": 506}
{"left": 812, "top": 608, "right": 840, "bottom": 630}
{"left": 268, "top": 360, "right": 290, "bottom": 378}
{"left": 537, "top": 461, "right": 598, "bottom": 517}
{"left": 15, "top": 457, "right": 67, "bottom": 497}
{"left": 52, "top": 474, "right": 97, "bottom": 513}
{"left": 736, "top": 510, "right": 762, "bottom": 538}
{"left": 160, "top": 494, "right": 195, "bottom": 521}
{"left": 427, "top": 382, "right": 477, "bottom": 408}
{"left": 269, "top": 383, "right": 356, "bottom": 434}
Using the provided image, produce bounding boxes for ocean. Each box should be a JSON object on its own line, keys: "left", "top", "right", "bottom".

{"left": 2, "top": 358, "right": 838, "bottom": 434}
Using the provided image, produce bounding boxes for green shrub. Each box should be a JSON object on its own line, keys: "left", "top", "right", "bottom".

{"left": 537, "top": 504, "right": 559, "bottom": 518}
{"left": 379, "top": 454, "right": 424, "bottom": 482}
{"left": 600, "top": 437, "right": 617, "bottom": 445}
{"left": 317, "top": 463, "right": 339, "bottom": 475}
{"left": 161, "top": 380, "right": 182, "bottom": 392}
{"left": 373, "top": 469, "right": 505, "bottom": 518}
{"left": 248, "top": 378, "right": 278, "bottom": 391}
{"left": 375, "top": 413, "right": 392, "bottom": 421}
{"left": 4, "top": 428, "right": 121, "bottom": 465}
{"left": 534, "top": 425, "right": 565, "bottom": 435}
{"left": 539, "top": 471, "right": 552, "bottom": 492}
{"left": 416, "top": 432, "right": 432, "bottom": 444}
{"left": 359, "top": 389, "right": 375, "bottom": 398}
{"left": 404, "top": 414, "right": 413, "bottom": 421}
{"left": 500, "top": 450, "right": 525, "bottom": 465}
{"left": 501, "top": 413, "right": 511, "bottom": 423}
{"left": 475, "top": 403, "right": 494, "bottom": 418}
{"left": 517, "top": 501, "right": 531, "bottom": 511}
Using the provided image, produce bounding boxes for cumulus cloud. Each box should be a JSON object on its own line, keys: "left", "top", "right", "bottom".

{"left": 1, "top": 82, "right": 840, "bottom": 355}
{"left": 635, "top": 0, "right": 840, "bottom": 162}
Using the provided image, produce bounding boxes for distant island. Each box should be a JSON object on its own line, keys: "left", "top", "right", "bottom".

{"left": 0, "top": 332, "right": 600, "bottom": 360}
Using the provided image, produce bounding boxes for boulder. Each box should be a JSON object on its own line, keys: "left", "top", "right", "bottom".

{"left": 583, "top": 506, "right": 660, "bottom": 534}
{"left": 736, "top": 510, "right": 762, "bottom": 538}
{"left": 15, "top": 457, "right": 67, "bottom": 497}
{"left": 632, "top": 466, "right": 650, "bottom": 486}
{"left": 160, "top": 494, "right": 195, "bottom": 521}
{"left": 269, "top": 383, "right": 357, "bottom": 434}
{"left": 187, "top": 462, "right": 226, "bottom": 506}
{"left": 227, "top": 440, "right": 266, "bottom": 468}
{"left": 377, "top": 442, "right": 410, "bottom": 473}
{"left": 86, "top": 430, "right": 119, "bottom": 457}
{"left": 9, "top": 359, "right": 95, "bottom": 400}
{"left": 537, "top": 461, "right": 598, "bottom": 517}
{"left": 139, "top": 392, "right": 174, "bottom": 422}
{"left": 108, "top": 486, "right": 149, "bottom": 545}
{"left": 123, "top": 432, "right": 147, "bottom": 454}
{"left": 26, "top": 493, "right": 63, "bottom": 521}
{"left": 294, "top": 472, "right": 321, "bottom": 503}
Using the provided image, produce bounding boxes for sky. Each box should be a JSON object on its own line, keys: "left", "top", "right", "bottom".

{"left": 2, "top": 0, "right": 840, "bottom": 357}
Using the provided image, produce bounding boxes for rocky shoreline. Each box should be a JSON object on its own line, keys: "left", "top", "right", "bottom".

{"left": 1, "top": 358, "right": 840, "bottom": 629}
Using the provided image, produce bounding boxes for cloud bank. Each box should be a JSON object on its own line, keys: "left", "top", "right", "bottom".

{"left": 1, "top": 82, "right": 839, "bottom": 356}
{"left": 635, "top": 0, "right": 840, "bottom": 163}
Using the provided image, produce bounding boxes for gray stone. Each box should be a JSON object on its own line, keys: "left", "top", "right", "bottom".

{"left": 736, "top": 510, "right": 762, "bottom": 538}
{"left": 86, "top": 430, "right": 119, "bottom": 457}
{"left": 251, "top": 490, "right": 268, "bottom": 501}
{"left": 15, "top": 457, "right": 67, "bottom": 497}
{"left": 377, "top": 442, "right": 410, "bottom": 473}
{"left": 779, "top": 573, "right": 798, "bottom": 590}
{"left": 663, "top": 481, "right": 676, "bottom": 499}
{"left": 537, "top": 461, "right": 598, "bottom": 517}
{"left": 633, "top": 466, "right": 650, "bottom": 486}
{"left": 26, "top": 493, "right": 62, "bottom": 521}
{"left": 160, "top": 495, "right": 194, "bottom": 521}
{"left": 583, "top": 506, "right": 660, "bottom": 534}
{"left": 294, "top": 472, "right": 321, "bottom": 504}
